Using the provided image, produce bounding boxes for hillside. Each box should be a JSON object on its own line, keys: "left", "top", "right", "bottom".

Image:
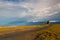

{"left": 31, "top": 24, "right": 60, "bottom": 40}
{"left": 0, "top": 24, "right": 60, "bottom": 40}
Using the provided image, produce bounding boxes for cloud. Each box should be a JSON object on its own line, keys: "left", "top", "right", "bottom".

{"left": 0, "top": 0, "right": 60, "bottom": 23}
{"left": 50, "top": 21, "right": 57, "bottom": 22}
{"left": 18, "top": 0, "right": 60, "bottom": 22}
{"left": 1, "top": 0, "right": 20, "bottom": 2}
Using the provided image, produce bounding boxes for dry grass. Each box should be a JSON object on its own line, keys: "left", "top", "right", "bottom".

{"left": 32, "top": 24, "right": 60, "bottom": 40}
{"left": 0, "top": 24, "right": 60, "bottom": 40}
{"left": 0, "top": 25, "right": 44, "bottom": 35}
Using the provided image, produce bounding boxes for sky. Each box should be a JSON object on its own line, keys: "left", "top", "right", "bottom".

{"left": 0, "top": 0, "right": 60, "bottom": 25}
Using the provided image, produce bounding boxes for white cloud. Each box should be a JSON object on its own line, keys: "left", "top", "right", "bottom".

{"left": 0, "top": 0, "right": 60, "bottom": 22}
{"left": 50, "top": 21, "right": 57, "bottom": 22}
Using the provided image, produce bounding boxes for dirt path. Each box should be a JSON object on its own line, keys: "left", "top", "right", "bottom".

{"left": 0, "top": 24, "right": 52, "bottom": 40}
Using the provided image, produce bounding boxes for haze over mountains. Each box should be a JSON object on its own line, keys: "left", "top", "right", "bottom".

{"left": 1, "top": 20, "right": 60, "bottom": 26}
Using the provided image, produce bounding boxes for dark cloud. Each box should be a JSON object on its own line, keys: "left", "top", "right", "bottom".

{"left": 1, "top": 0, "right": 24, "bottom": 3}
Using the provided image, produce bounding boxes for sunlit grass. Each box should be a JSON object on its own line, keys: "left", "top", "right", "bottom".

{"left": 0, "top": 24, "right": 60, "bottom": 40}
{"left": 33, "top": 24, "right": 60, "bottom": 40}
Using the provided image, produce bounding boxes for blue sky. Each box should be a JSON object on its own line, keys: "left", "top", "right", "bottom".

{"left": 0, "top": 0, "right": 60, "bottom": 25}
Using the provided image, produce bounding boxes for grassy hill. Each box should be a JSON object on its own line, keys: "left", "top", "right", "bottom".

{"left": 0, "top": 24, "right": 60, "bottom": 40}
{"left": 31, "top": 24, "right": 60, "bottom": 40}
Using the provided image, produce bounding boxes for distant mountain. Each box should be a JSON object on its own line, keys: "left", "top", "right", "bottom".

{"left": 4, "top": 21, "right": 60, "bottom": 26}
{"left": 50, "top": 21, "right": 60, "bottom": 24}
{"left": 26, "top": 22, "right": 46, "bottom": 25}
